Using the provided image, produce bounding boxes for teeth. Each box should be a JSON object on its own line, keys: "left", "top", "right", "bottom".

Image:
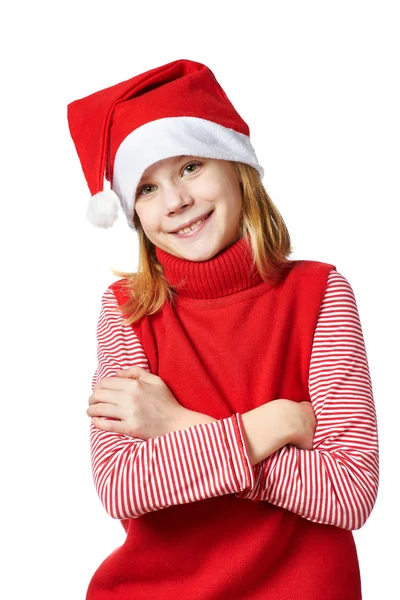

{"left": 177, "top": 214, "right": 208, "bottom": 235}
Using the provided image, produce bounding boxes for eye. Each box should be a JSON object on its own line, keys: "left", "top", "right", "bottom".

{"left": 136, "top": 162, "right": 201, "bottom": 198}
{"left": 182, "top": 162, "right": 201, "bottom": 175}
{"left": 136, "top": 184, "right": 155, "bottom": 198}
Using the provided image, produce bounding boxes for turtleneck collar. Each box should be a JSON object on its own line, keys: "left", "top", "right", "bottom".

{"left": 155, "top": 235, "right": 265, "bottom": 300}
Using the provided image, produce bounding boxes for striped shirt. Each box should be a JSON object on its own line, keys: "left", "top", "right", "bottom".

{"left": 89, "top": 269, "right": 379, "bottom": 530}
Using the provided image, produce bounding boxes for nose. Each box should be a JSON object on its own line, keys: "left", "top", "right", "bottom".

{"left": 162, "top": 181, "right": 193, "bottom": 215}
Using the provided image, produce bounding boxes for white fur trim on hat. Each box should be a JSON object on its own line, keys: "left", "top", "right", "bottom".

{"left": 112, "top": 116, "right": 264, "bottom": 229}
{"left": 86, "top": 190, "right": 120, "bottom": 228}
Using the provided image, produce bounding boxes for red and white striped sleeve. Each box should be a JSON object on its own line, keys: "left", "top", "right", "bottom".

{"left": 89, "top": 287, "right": 254, "bottom": 520}
{"left": 236, "top": 270, "right": 380, "bottom": 531}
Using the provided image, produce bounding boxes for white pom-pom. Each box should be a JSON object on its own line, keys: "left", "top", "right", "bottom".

{"left": 86, "top": 190, "right": 120, "bottom": 228}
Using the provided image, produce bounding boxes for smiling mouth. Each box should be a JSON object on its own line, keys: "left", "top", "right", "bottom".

{"left": 170, "top": 211, "right": 213, "bottom": 236}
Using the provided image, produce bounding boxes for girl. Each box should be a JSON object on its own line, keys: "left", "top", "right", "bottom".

{"left": 68, "top": 58, "right": 379, "bottom": 600}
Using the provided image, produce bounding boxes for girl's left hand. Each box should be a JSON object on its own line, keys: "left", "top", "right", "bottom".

{"left": 87, "top": 366, "right": 185, "bottom": 440}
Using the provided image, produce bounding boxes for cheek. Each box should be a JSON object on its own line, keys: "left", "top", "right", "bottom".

{"left": 135, "top": 206, "right": 156, "bottom": 231}
{"left": 197, "top": 179, "right": 226, "bottom": 204}
{"left": 222, "top": 186, "right": 243, "bottom": 213}
{"left": 142, "top": 220, "right": 159, "bottom": 236}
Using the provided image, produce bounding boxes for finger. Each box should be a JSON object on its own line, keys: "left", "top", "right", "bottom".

{"left": 88, "top": 389, "right": 122, "bottom": 406}
{"left": 86, "top": 402, "right": 123, "bottom": 419}
{"left": 93, "top": 376, "right": 130, "bottom": 392}
{"left": 90, "top": 417, "right": 139, "bottom": 437}
{"left": 115, "top": 367, "right": 141, "bottom": 379}
{"left": 115, "top": 365, "right": 158, "bottom": 383}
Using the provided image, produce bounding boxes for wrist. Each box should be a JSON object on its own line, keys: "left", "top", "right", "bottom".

{"left": 241, "top": 401, "right": 296, "bottom": 466}
{"left": 173, "top": 408, "right": 218, "bottom": 433}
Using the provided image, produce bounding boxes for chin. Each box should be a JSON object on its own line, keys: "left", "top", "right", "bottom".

{"left": 184, "top": 244, "right": 226, "bottom": 262}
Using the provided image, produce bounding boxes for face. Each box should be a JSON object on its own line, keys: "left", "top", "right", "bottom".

{"left": 133, "top": 156, "right": 243, "bottom": 261}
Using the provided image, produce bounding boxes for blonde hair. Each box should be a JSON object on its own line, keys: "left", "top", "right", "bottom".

{"left": 112, "top": 161, "right": 294, "bottom": 326}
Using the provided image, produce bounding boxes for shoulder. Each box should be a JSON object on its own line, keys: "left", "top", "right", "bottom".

{"left": 320, "top": 269, "right": 358, "bottom": 305}
{"left": 294, "top": 263, "right": 359, "bottom": 310}
{"left": 290, "top": 258, "right": 337, "bottom": 275}
{"left": 287, "top": 260, "right": 357, "bottom": 304}
{"left": 289, "top": 259, "right": 357, "bottom": 287}
{"left": 96, "top": 278, "right": 129, "bottom": 319}
{"left": 286, "top": 259, "right": 337, "bottom": 291}
{"left": 106, "top": 277, "right": 131, "bottom": 307}
{"left": 109, "top": 276, "right": 130, "bottom": 295}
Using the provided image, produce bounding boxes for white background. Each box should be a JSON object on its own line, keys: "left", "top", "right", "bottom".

{"left": 1, "top": 1, "right": 399, "bottom": 598}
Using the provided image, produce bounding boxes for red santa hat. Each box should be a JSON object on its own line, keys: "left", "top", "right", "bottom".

{"left": 67, "top": 58, "right": 264, "bottom": 229}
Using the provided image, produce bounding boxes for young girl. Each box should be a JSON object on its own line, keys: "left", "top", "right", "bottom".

{"left": 68, "top": 58, "right": 379, "bottom": 600}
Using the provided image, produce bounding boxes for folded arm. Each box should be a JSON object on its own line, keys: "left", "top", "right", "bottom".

{"left": 236, "top": 270, "right": 380, "bottom": 531}
{"left": 89, "top": 288, "right": 256, "bottom": 520}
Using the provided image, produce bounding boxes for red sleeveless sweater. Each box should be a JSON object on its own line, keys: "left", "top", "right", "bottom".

{"left": 87, "top": 235, "right": 363, "bottom": 599}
